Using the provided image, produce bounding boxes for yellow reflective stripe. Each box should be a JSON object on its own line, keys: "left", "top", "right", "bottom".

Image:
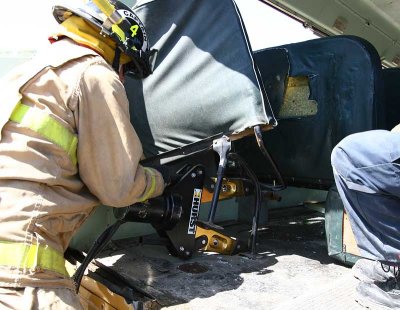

{"left": 0, "top": 241, "right": 68, "bottom": 277}
{"left": 138, "top": 167, "right": 157, "bottom": 202}
{"left": 10, "top": 102, "right": 78, "bottom": 165}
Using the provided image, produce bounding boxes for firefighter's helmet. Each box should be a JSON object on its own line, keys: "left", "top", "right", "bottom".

{"left": 53, "top": 0, "right": 154, "bottom": 78}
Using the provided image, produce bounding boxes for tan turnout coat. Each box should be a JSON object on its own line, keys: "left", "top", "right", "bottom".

{"left": 0, "top": 38, "right": 164, "bottom": 289}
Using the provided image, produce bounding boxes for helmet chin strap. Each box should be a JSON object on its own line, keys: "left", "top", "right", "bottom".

{"left": 112, "top": 47, "right": 121, "bottom": 72}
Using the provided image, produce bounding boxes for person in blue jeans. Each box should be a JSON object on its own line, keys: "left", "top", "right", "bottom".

{"left": 331, "top": 129, "right": 400, "bottom": 309}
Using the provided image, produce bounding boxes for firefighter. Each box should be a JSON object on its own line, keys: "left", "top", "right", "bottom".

{"left": 331, "top": 129, "right": 400, "bottom": 309}
{"left": 0, "top": 1, "right": 166, "bottom": 308}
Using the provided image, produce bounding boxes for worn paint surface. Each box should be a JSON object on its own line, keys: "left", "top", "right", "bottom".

{"left": 95, "top": 208, "right": 360, "bottom": 309}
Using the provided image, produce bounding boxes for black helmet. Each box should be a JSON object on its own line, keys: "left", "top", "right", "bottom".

{"left": 53, "top": 0, "right": 155, "bottom": 78}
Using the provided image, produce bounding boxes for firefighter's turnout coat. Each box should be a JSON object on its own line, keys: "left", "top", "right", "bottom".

{"left": 0, "top": 37, "right": 164, "bottom": 290}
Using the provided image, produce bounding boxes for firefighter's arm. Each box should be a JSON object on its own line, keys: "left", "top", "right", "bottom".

{"left": 76, "top": 62, "right": 165, "bottom": 207}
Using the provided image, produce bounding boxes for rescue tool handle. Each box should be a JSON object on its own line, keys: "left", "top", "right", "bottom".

{"left": 207, "top": 136, "right": 231, "bottom": 223}
{"left": 113, "top": 195, "right": 182, "bottom": 230}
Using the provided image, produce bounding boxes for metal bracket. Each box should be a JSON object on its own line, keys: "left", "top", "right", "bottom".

{"left": 195, "top": 225, "right": 240, "bottom": 255}
{"left": 213, "top": 135, "right": 231, "bottom": 170}
{"left": 206, "top": 136, "right": 231, "bottom": 224}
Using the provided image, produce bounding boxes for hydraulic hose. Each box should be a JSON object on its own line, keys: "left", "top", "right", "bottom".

{"left": 253, "top": 125, "right": 286, "bottom": 191}
{"left": 228, "top": 152, "right": 262, "bottom": 255}
{"left": 73, "top": 219, "right": 125, "bottom": 292}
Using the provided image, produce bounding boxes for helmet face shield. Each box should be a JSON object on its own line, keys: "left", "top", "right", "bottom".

{"left": 53, "top": 1, "right": 106, "bottom": 33}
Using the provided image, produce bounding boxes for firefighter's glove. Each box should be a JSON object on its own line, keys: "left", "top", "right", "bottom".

{"left": 150, "top": 165, "right": 181, "bottom": 187}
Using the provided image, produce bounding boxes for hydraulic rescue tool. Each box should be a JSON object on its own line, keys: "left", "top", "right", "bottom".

{"left": 71, "top": 5, "right": 286, "bottom": 285}
{"left": 72, "top": 128, "right": 286, "bottom": 291}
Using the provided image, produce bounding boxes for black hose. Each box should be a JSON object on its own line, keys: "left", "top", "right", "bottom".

{"left": 73, "top": 219, "right": 125, "bottom": 292}
{"left": 228, "top": 152, "right": 261, "bottom": 255}
{"left": 207, "top": 163, "right": 226, "bottom": 222}
{"left": 254, "top": 125, "right": 286, "bottom": 191}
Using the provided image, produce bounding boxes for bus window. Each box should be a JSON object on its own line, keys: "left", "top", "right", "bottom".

{"left": 234, "top": 0, "right": 319, "bottom": 51}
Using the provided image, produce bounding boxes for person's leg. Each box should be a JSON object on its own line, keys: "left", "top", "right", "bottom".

{"left": 331, "top": 130, "right": 400, "bottom": 262}
{"left": 331, "top": 130, "right": 400, "bottom": 309}
{"left": 0, "top": 287, "right": 83, "bottom": 310}
{"left": 0, "top": 287, "right": 24, "bottom": 310}
{"left": 32, "top": 287, "right": 83, "bottom": 310}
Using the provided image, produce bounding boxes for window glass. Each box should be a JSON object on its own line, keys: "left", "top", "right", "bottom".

{"left": 234, "top": 0, "right": 319, "bottom": 51}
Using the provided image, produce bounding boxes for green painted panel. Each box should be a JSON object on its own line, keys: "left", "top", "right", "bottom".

{"left": 325, "top": 186, "right": 360, "bottom": 266}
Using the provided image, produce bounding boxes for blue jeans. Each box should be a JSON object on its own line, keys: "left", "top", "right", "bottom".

{"left": 331, "top": 130, "right": 400, "bottom": 263}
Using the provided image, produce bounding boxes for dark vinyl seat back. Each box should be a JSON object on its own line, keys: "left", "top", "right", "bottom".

{"left": 236, "top": 36, "right": 384, "bottom": 189}
{"left": 126, "top": 0, "right": 276, "bottom": 160}
{"left": 382, "top": 68, "right": 400, "bottom": 131}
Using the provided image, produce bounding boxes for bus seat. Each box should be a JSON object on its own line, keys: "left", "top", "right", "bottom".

{"left": 235, "top": 36, "right": 385, "bottom": 189}
{"left": 382, "top": 67, "right": 400, "bottom": 131}
{"left": 126, "top": 0, "right": 276, "bottom": 161}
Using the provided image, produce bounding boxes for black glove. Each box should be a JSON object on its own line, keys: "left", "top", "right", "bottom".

{"left": 147, "top": 164, "right": 181, "bottom": 187}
